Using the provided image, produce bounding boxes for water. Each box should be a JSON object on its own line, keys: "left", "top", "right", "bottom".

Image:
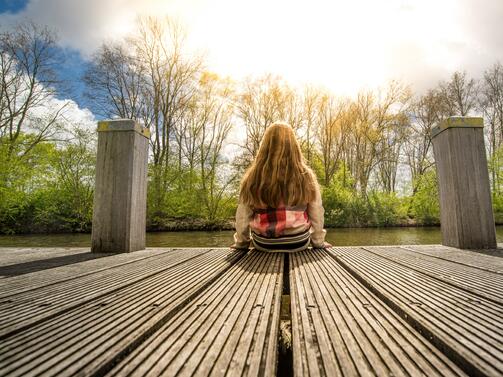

{"left": 2, "top": 226, "right": 503, "bottom": 248}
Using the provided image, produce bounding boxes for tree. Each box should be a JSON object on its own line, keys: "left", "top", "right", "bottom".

{"left": 84, "top": 16, "right": 203, "bottom": 215}
{"left": 480, "top": 62, "right": 503, "bottom": 194}
{"left": 438, "top": 71, "right": 478, "bottom": 116}
{"left": 235, "top": 75, "right": 301, "bottom": 168}
{"left": 52, "top": 126, "right": 96, "bottom": 231}
{"left": 174, "top": 72, "right": 236, "bottom": 219}
{"left": 300, "top": 86, "right": 319, "bottom": 165}
{"left": 0, "top": 22, "right": 67, "bottom": 162}
{"left": 195, "top": 74, "right": 235, "bottom": 220}
{"left": 134, "top": 17, "right": 204, "bottom": 214}
{"left": 315, "top": 93, "right": 348, "bottom": 186}
{"left": 344, "top": 91, "right": 378, "bottom": 194}
{"left": 373, "top": 81, "right": 411, "bottom": 193}
{"left": 404, "top": 90, "right": 445, "bottom": 188}
{"left": 83, "top": 42, "right": 146, "bottom": 119}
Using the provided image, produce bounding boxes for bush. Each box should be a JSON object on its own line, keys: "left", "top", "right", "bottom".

{"left": 367, "top": 191, "right": 407, "bottom": 226}
{"left": 492, "top": 193, "right": 503, "bottom": 224}
{"left": 322, "top": 166, "right": 376, "bottom": 227}
{"left": 409, "top": 170, "right": 440, "bottom": 225}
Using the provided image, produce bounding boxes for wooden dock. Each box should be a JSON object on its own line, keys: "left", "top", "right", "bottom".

{"left": 0, "top": 245, "right": 502, "bottom": 376}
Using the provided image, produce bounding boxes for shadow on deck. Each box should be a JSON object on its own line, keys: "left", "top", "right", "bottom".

{"left": 0, "top": 245, "right": 502, "bottom": 376}
{"left": 0, "top": 250, "right": 109, "bottom": 277}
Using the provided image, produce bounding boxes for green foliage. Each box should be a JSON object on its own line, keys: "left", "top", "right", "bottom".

{"left": 0, "top": 138, "right": 55, "bottom": 233}
{"left": 167, "top": 169, "right": 204, "bottom": 218}
{"left": 489, "top": 145, "right": 503, "bottom": 223}
{"left": 218, "top": 194, "right": 238, "bottom": 219}
{"left": 0, "top": 130, "right": 95, "bottom": 234}
{"left": 408, "top": 170, "right": 440, "bottom": 225}
{"left": 367, "top": 191, "right": 408, "bottom": 226}
{"left": 492, "top": 193, "right": 503, "bottom": 224}
{"left": 321, "top": 163, "right": 418, "bottom": 227}
{"left": 323, "top": 186, "right": 408, "bottom": 227}
{"left": 322, "top": 164, "right": 371, "bottom": 227}
{"left": 306, "top": 150, "right": 325, "bottom": 183}
{"left": 146, "top": 164, "right": 237, "bottom": 230}
{"left": 0, "top": 190, "right": 32, "bottom": 234}
{"left": 4, "top": 131, "right": 502, "bottom": 234}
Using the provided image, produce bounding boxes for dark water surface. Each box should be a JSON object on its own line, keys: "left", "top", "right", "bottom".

{"left": 2, "top": 226, "right": 503, "bottom": 248}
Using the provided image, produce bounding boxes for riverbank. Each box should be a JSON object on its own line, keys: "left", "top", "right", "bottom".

{"left": 6, "top": 212, "right": 503, "bottom": 235}
{"left": 3, "top": 226, "right": 503, "bottom": 248}
{"left": 144, "top": 211, "right": 503, "bottom": 232}
{"left": 145, "top": 217, "right": 440, "bottom": 232}
{"left": 145, "top": 214, "right": 440, "bottom": 232}
{"left": 0, "top": 218, "right": 455, "bottom": 235}
{"left": 146, "top": 217, "right": 235, "bottom": 232}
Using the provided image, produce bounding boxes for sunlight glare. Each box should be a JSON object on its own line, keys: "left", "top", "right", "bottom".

{"left": 142, "top": 0, "right": 467, "bottom": 95}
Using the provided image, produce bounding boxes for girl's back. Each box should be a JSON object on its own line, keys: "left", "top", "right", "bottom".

{"left": 232, "top": 122, "right": 329, "bottom": 252}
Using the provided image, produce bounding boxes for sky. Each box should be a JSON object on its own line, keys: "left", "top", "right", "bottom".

{"left": 0, "top": 0, "right": 502, "bottom": 115}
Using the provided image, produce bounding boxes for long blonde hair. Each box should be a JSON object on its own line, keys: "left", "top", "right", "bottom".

{"left": 240, "top": 122, "right": 318, "bottom": 208}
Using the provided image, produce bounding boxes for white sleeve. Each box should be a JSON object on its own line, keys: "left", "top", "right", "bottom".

{"left": 233, "top": 202, "right": 253, "bottom": 248}
{"left": 307, "top": 184, "right": 326, "bottom": 247}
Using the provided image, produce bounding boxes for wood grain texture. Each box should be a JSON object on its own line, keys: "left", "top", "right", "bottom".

{"left": 1, "top": 245, "right": 501, "bottom": 377}
{"left": 290, "top": 248, "right": 466, "bottom": 377}
{"left": 0, "top": 248, "right": 173, "bottom": 297}
{"left": 91, "top": 120, "right": 149, "bottom": 253}
{"left": 432, "top": 125, "right": 496, "bottom": 249}
{"left": 330, "top": 247, "right": 503, "bottom": 376}
{"left": 0, "top": 248, "right": 215, "bottom": 339}
{"left": 0, "top": 247, "right": 89, "bottom": 267}
{"left": 0, "top": 248, "right": 244, "bottom": 377}
{"left": 108, "top": 251, "right": 283, "bottom": 377}
{"left": 362, "top": 246, "right": 503, "bottom": 304}
{"left": 402, "top": 245, "right": 503, "bottom": 273}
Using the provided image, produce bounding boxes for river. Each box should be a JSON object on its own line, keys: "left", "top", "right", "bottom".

{"left": 2, "top": 226, "right": 503, "bottom": 248}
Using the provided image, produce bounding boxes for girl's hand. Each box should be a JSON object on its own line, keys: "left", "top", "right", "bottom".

{"left": 312, "top": 242, "right": 332, "bottom": 249}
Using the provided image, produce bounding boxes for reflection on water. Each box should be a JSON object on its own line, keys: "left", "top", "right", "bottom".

{"left": 2, "top": 226, "right": 503, "bottom": 248}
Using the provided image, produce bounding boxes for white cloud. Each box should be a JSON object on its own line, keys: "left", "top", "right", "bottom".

{"left": 1, "top": 0, "right": 502, "bottom": 95}
{"left": 26, "top": 94, "right": 97, "bottom": 143}
{"left": 0, "top": 0, "right": 194, "bottom": 56}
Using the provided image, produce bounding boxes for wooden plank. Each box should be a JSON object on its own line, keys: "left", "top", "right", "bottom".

{"left": 0, "top": 248, "right": 243, "bottom": 377}
{"left": 290, "top": 248, "right": 466, "bottom": 377}
{"left": 0, "top": 248, "right": 173, "bottom": 297}
{"left": 0, "top": 251, "right": 112, "bottom": 278}
{"left": 0, "top": 247, "right": 89, "bottom": 267}
{"left": 108, "top": 250, "right": 283, "bottom": 377}
{"left": 362, "top": 246, "right": 503, "bottom": 304}
{"left": 330, "top": 247, "right": 503, "bottom": 376}
{"left": 402, "top": 245, "right": 503, "bottom": 273}
{"left": 0, "top": 248, "right": 216, "bottom": 339}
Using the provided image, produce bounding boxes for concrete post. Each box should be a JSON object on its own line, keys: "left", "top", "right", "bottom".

{"left": 431, "top": 116, "right": 496, "bottom": 249}
{"left": 91, "top": 119, "right": 150, "bottom": 253}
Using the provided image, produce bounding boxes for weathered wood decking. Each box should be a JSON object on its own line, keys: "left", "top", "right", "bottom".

{"left": 0, "top": 245, "right": 502, "bottom": 376}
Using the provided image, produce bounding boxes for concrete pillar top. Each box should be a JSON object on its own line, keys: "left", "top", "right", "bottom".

{"left": 97, "top": 119, "right": 150, "bottom": 139}
{"left": 431, "top": 116, "right": 483, "bottom": 139}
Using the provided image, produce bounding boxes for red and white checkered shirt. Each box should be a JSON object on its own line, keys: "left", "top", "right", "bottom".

{"left": 233, "top": 185, "right": 327, "bottom": 248}
{"left": 250, "top": 205, "right": 310, "bottom": 238}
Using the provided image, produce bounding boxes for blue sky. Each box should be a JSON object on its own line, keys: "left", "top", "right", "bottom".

{"left": 0, "top": 0, "right": 28, "bottom": 13}
{"left": 1, "top": 0, "right": 501, "bottom": 183}
{"left": 54, "top": 48, "right": 89, "bottom": 110}
{"left": 1, "top": 0, "right": 503, "bottom": 117}
{"left": 0, "top": 0, "right": 93, "bottom": 112}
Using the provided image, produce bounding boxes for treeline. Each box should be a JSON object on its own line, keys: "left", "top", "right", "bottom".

{"left": 1, "top": 18, "right": 503, "bottom": 234}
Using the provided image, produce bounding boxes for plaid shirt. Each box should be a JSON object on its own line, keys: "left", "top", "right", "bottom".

{"left": 234, "top": 186, "right": 326, "bottom": 248}
{"left": 251, "top": 205, "right": 310, "bottom": 238}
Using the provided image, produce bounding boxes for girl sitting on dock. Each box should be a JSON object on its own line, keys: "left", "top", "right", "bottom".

{"left": 231, "top": 122, "right": 331, "bottom": 252}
